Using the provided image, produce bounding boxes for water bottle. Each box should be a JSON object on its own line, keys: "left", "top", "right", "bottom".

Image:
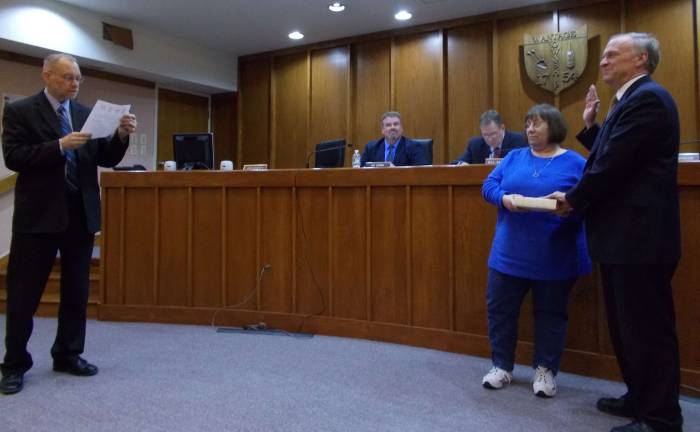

{"left": 352, "top": 149, "right": 361, "bottom": 168}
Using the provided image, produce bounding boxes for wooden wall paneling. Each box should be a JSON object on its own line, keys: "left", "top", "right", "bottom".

{"left": 295, "top": 187, "right": 330, "bottom": 315}
{"left": 331, "top": 187, "right": 368, "bottom": 320}
{"left": 191, "top": 188, "right": 223, "bottom": 307}
{"left": 259, "top": 188, "right": 294, "bottom": 312}
{"left": 272, "top": 52, "right": 309, "bottom": 168}
{"left": 676, "top": 186, "right": 700, "bottom": 371}
{"left": 238, "top": 57, "right": 271, "bottom": 166}
{"left": 223, "top": 188, "right": 259, "bottom": 313}
{"left": 102, "top": 188, "right": 123, "bottom": 305}
{"left": 394, "top": 31, "right": 445, "bottom": 163}
{"left": 558, "top": 1, "right": 621, "bottom": 156}
{"left": 157, "top": 188, "right": 189, "bottom": 306}
{"left": 369, "top": 186, "right": 409, "bottom": 324}
{"left": 452, "top": 185, "right": 494, "bottom": 337}
{"left": 211, "top": 92, "right": 238, "bottom": 166}
{"left": 446, "top": 23, "right": 493, "bottom": 163}
{"left": 625, "top": 0, "right": 698, "bottom": 151}
{"left": 310, "top": 47, "right": 349, "bottom": 165}
{"left": 410, "top": 187, "right": 451, "bottom": 330}
{"left": 495, "top": 13, "right": 555, "bottom": 134}
{"left": 353, "top": 39, "right": 392, "bottom": 154}
{"left": 156, "top": 88, "right": 209, "bottom": 165}
{"left": 564, "top": 271, "right": 602, "bottom": 354}
{"left": 122, "top": 188, "right": 156, "bottom": 305}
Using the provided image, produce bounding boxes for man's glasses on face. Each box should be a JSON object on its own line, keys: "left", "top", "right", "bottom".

{"left": 50, "top": 71, "right": 84, "bottom": 84}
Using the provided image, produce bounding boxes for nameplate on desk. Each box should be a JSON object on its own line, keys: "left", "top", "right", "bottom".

{"left": 242, "top": 164, "right": 268, "bottom": 171}
{"left": 679, "top": 153, "right": 699, "bottom": 162}
{"left": 484, "top": 157, "right": 503, "bottom": 166}
{"left": 365, "top": 161, "right": 395, "bottom": 168}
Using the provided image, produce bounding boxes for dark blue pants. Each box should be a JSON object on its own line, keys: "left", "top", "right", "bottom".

{"left": 486, "top": 268, "right": 576, "bottom": 374}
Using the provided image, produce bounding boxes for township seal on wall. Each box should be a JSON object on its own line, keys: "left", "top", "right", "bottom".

{"left": 523, "top": 25, "right": 587, "bottom": 95}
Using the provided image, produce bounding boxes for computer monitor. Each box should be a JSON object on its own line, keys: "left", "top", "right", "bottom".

{"left": 314, "top": 139, "right": 346, "bottom": 168}
{"left": 173, "top": 133, "right": 214, "bottom": 170}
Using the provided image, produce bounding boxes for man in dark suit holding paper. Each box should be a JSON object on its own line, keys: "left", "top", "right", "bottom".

{"left": 451, "top": 109, "right": 526, "bottom": 164}
{"left": 549, "top": 33, "right": 682, "bottom": 432}
{"left": 0, "top": 53, "right": 137, "bottom": 395}
{"left": 360, "top": 111, "right": 431, "bottom": 167}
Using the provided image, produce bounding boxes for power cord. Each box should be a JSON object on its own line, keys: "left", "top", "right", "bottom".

{"left": 210, "top": 264, "right": 271, "bottom": 329}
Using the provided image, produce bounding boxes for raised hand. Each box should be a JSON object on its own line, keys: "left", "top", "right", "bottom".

{"left": 583, "top": 84, "right": 600, "bottom": 129}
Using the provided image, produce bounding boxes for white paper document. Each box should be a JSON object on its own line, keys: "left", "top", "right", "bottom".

{"left": 80, "top": 100, "right": 131, "bottom": 138}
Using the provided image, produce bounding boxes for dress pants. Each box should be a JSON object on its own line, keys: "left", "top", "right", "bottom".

{"left": 1, "top": 192, "right": 95, "bottom": 376}
{"left": 600, "top": 262, "right": 683, "bottom": 432}
{"left": 486, "top": 268, "right": 576, "bottom": 374}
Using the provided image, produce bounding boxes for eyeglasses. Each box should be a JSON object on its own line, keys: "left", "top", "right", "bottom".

{"left": 49, "top": 71, "right": 84, "bottom": 84}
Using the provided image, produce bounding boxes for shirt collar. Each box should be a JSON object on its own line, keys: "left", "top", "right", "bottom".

{"left": 43, "top": 88, "right": 70, "bottom": 113}
{"left": 615, "top": 74, "right": 647, "bottom": 101}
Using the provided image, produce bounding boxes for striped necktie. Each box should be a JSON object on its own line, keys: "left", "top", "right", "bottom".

{"left": 57, "top": 105, "right": 79, "bottom": 192}
{"left": 386, "top": 144, "right": 396, "bottom": 162}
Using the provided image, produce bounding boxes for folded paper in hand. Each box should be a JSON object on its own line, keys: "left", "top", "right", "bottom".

{"left": 80, "top": 99, "right": 131, "bottom": 139}
{"left": 512, "top": 196, "right": 557, "bottom": 211}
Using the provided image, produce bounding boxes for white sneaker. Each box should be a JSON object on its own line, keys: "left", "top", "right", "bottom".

{"left": 532, "top": 365, "right": 556, "bottom": 397}
{"left": 482, "top": 366, "right": 512, "bottom": 389}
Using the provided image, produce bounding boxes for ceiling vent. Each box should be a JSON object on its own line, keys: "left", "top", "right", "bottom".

{"left": 102, "top": 22, "right": 134, "bottom": 50}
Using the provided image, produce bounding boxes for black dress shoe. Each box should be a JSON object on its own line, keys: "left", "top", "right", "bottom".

{"left": 53, "top": 357, "right": 98, "bottom": 376}
{"left": 0, "top": 373, "right": 24, "bottom": 395}
{"left": 610, "top": 420, "right": 656, "bottom": 432}
{"left": 597, "top": 395, "right": 635, "bottom": 418}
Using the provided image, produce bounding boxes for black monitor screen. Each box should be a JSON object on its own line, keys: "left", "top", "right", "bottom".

{"left": 173, "top": 133, "right": 214, "bottom": 170}
{"left": 315, "top": 139, "right": 346, "bottom": 168}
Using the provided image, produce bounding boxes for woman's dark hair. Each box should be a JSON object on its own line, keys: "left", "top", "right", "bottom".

{"left": 524, "top": 103, "right": 568, "bottom": 144}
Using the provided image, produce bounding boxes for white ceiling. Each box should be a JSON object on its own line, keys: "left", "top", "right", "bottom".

{"left": 56, "top": 0, "right": 552, "bottom": 57}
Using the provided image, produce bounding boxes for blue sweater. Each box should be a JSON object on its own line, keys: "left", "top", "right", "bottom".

{"left": 482, "top": 147, "right": 592, "bottom": 280}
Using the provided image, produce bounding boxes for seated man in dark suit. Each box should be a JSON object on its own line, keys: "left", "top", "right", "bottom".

{"left": 360, "top": 111, "right": 430, "bottom": 167}
{"left": 452, "top": 109, "right": 526, "bottom": 164}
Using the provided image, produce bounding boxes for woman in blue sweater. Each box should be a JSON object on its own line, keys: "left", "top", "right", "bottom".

{"left": 481, "top": 104, "right": 591, "bottom": 397}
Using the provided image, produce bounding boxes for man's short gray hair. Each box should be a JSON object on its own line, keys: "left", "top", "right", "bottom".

{"left": 479, "top": 109, "right": 503, "bottom": 127}
{"left": 380, "top": 111, "right": 402, "bottom": 127}
{"left": 613, "top": 32, "right": 660, "bottom": 74}
{"left": 43, "top": 53, "right": 79, "bottom": 72}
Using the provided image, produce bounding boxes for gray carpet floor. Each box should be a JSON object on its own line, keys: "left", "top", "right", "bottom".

{"left": 0, "top": 315, "right": 698, "bottom": 432}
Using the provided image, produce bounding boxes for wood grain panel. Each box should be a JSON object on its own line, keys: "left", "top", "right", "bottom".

{"left": 370, "top": 186, "right": 409, "bottom": 324}
{"left": 123, "top": 188, "right": 156, "bottom": 305}
{"left": 295, "top": 187, "right": 329, "bottom": 315}
{"left": 259, "top": 188, "right": 293, "bottom": 312}
{"left": 102, "top": 188, "right": 123, "bottom": 305}
{"left": 211, "top": 92, "right": 237, "bottom": 166}
{"left": 625, "top": 0, "right": 697, "bottom": 150}
{"left": 447, "top": 23, "right": 493, "bottom": 162}
{"left": 495, "top": 13, "right": 555, "bottom": 133}
{"left": 676, "top": 186, "right": 700, "bottom": 370}
{"left": 410, "top": 187, "right": 450, "bottom": 329}
{"left": 310, "top": 47, "right": 349, "bottom": 165}
{"left": 191, "top": 188, "right": 222, "bottom": 307}
{"left": 559, "top": 1, "right": 622, "bottom": 156}
{"left": 354, "top": 39, "right": 391, "bottom": 154}
{"left": 239, "top": 57, "right": 271, "bottom": 166}
{"left": 224, "top": 188, "right": 259, "bottom": 311}
{"left": 156, "top": 88, "right": 209, "bottom": 165}
{"left": 157, "top": 188, "right": 189, "bottom": 306}
{"left": 331, "top": 187, "right": 367, "bottom": 320}
{"left": 453, "top": 185, "right": 494, "bottom": 335}
{"left": 272, "top": 53, "right": 309, "bottom": 168}
{"left": 394, "top": 31, "right": 445, "bottom": 163}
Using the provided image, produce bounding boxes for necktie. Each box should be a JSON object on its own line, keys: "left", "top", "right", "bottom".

{"left": 57, "top": 105, "right": 79, "bottom": 192}
{"left": 491, "top": 147, "right": 502, "bottom": 159}
{"left": 606, "top": 96, "right": 619, "bottom": 120}
{"left": 386, "top": 145, "right": 395, "bottom": 162}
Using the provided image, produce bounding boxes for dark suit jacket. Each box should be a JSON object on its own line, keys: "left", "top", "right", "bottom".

{"left": 451, "top": 131, "right": 527, "bottom": 164}
{"left": 2, "top": 91, "right": 129, "bottom": 234}
{"left": 360, "top": 136, "right": 431, "bottom": 167}
{"left": 566, "top": 76, "right": 680, "bottom": 264}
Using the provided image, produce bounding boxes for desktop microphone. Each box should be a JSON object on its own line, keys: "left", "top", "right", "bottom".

{"left": 305, "top": 142, "right": 352, "bottom": 168}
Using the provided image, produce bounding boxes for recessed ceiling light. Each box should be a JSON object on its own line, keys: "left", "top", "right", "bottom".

{"left": 395, "top": 10, "right": 412, "bottom": 21}
{"left": 328, "top": 2, "right": 346, "bottom": 12}
{"left": 288, "top": 31, "right": 304, "bottom": 40}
